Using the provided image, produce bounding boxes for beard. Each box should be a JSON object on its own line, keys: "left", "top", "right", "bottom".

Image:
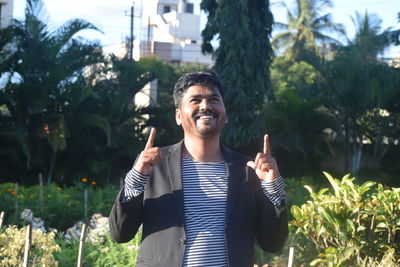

{"left": 193, "top": 110, "right": 225, "bottom": 137}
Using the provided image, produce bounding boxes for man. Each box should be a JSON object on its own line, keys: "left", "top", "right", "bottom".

{"left": 109, "top": 71, "right": 288, "bottom": 267}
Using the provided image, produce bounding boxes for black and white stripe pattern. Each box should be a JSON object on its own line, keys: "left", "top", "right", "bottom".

{"left": 124, "top": 169, "right": 149, "bottom": 198}
{"left": 261, "top": 176, "right": 286, "bottom": 206}
{"left": 181, "top": 155, "right": 228, "bottom": 267}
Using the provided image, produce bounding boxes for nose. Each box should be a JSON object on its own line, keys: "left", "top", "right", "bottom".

{"left": 199, "top": 98, "right": 208, "bottom": 110}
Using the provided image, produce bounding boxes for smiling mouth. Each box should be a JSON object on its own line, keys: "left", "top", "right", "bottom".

{"left": 194, "top": 111, "right": 218, "bottom": 120}
{"left": 199, "top": 115, "right": 214, "bottom": 120}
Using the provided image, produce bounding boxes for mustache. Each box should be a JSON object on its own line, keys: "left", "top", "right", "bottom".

{"left": 194, "top": 110, "right": 218, "bottom": 118}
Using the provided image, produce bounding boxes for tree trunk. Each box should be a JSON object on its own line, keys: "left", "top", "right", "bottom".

{"left": 47, "top": 150, "right": 57, "bottom": 184}
{"left": 351, "top": 141, "right": 363, "bottom": 177}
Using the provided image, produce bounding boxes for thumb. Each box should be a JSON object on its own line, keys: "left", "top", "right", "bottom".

{"left": 247, "top": 161, "right": 256, "bottom": 169}
{"left": 247, "top": 161, "right": 263, "bottom": 177}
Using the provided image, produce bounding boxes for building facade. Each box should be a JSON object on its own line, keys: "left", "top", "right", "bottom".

{"left": 0, "top": 0, "right": 13, "bottom": 28}
{"left": 104, "top": 0, "right": 213, "bottom": 107}
{"left": 134, "top": 0, "right": 212, "bottom": 66}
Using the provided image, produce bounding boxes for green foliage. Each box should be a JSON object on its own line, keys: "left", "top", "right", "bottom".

{"left": 0, "top": 183, "right": 118, "bottom": 230}
{"left": 262, "top": 89, "right": 334, "bottom": 177}
{"left": 290, "top": 172, "right": 400, "bottom": 266}
{"left": 84, "top": 231, "right": 141, "bottom": 266}
{"left": 53, "top": 215, "right": 141, "bottom": 266}
{"left": 300, "top": 11, "right": 400, "bottom": 176}
{"left": 272, "top": 0, "right": 344, "bottom": 59}
{"left": 271, "top": 55, "right": 322, "bottom": 97}
{"left": 54, "top": 234, "right": 140, "bottom": 267}
{"left": 0, "top": 1, "right": 167, "bottom": 185}
{"left": 0, "top": 225, "right": 60, "bottom": 266}
{"left": 201, "top": 0, "right": 274, "bottom": 146}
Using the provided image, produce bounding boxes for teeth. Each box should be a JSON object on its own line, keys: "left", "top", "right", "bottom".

{"left": 200, "top": 115, "right": 213, "bottom": 119}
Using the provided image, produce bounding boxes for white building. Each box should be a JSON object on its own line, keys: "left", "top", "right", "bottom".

{"left": 0, "top": 0, "right": 13, "bottom": 28}
{"left": 134, "top": 0, "right": 212, "bottom": 66}
{"left": 104, "top": 0, "right": 213, "bottom": 107}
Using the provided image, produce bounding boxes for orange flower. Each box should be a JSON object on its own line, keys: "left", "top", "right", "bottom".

{"left": 42, "top": 124, "right": 50, "bottom": 134}
{"left": 81, "top": 177, "right": 88, "bottom": 183}
{"left": 91, "top": 181, "right": 97, "bottom": 185}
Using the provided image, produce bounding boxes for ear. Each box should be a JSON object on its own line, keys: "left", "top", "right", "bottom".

{"left": 175, "top": 109, "right": 182, "bottom": 126}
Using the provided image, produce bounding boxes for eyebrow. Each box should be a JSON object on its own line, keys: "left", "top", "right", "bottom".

{"left": 188, "top": 93, "right": 221, "bottom": 98}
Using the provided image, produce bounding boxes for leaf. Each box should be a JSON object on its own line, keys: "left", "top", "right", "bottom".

{"left": 337, "top": 247, "right": 356, "bottom": 265}
{"left": 77, "top": 113, "right": 111, "bottom": 145}
{"left": 323, "top": 171, "right": 340, "bottom": 197}
{"left": 357, "top": 225, "right": 366, "bottom": 232}
{"left": 291, "top": 205, "right": 302, "bottom": 220}
{"left": 376, "top": 222, "right": 388, "bottom": 228}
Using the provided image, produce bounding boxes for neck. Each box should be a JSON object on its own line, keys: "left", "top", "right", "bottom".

{"left": 182, "top": 134, "right": 223, "bottom": 162}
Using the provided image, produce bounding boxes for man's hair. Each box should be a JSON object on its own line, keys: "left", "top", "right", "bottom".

{"left": 173, "top": 71, "right": 224, "bottom": 108}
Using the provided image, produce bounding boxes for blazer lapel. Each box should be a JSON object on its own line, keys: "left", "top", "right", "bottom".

{"left": 166, "top": 141, "right": 186, "bottom": 227}
{"left": 222, "top": 146, "right": 243, "bottom": 225}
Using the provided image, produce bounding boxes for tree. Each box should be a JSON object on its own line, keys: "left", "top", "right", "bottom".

{"left": 201, "top": 0, "right": 274, "bottom": 146}
{"left": 272, "top": 0, "right": 344, "bottom": 59}
{"left": 304, "top": 11, "right": 399, "bottom": 176}
{"left": 0, "top": 0, "right": 104, "bottom": 183}
{"left": 264, "top": 55, "right": 334, "bottom": 177}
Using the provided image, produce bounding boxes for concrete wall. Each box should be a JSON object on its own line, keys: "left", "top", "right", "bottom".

{"left": 0, "top": 0, "right": 13, "bottom": 28}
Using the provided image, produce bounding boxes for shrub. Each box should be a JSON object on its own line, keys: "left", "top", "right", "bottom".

{"left": 54, "top": 213, "right": 141, "bottom": 266}
{"left": 0, "top": 225, "right": 60, "bottom": 266}
{"left": 290, "top": 172, "right": 400, "bottom": 266}
{"left": 0, "top": 183, "right": 118, "bottom": 230}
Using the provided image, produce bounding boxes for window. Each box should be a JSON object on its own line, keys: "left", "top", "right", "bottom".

{"left": 186, "top": 3, "right": 194, "bottom": 14}
{"left": 163, "top": 5, "right": 171, "bottom": 14}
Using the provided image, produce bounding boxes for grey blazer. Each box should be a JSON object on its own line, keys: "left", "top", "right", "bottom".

{"left": 109, "top": 141, "right": 288, "bottom": 267}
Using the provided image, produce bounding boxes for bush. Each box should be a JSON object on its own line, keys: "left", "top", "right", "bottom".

{"left": 290, "top": 172, "right": 400, "bottom": 266}
{"left": 0, "top": 225, "right": 60, "bottom": 266}
{"left": 0, "top": 182, "right": 118, "bottom": 230}
{"left": 54, "top": 213, "right": 141, "bottom": 266}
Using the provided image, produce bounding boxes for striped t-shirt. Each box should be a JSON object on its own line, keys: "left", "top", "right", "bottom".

{"left": 124, "top": 155, "right": 285, "bottom": 266}
{"left": 181, "top": 155, "right": 228, "bottom": 266}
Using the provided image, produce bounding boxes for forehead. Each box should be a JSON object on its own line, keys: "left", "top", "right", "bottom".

{"left": 183, "top": 85, "right": 222, "bottom": 98}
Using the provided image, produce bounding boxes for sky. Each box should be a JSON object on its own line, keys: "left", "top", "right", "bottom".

{"left": 12, "top": 0, "right": 400, "bottom": 58}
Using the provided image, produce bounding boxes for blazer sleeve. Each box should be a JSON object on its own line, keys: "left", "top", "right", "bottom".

{"left": 254, "top": 177, "right": 288, "bottom": 253}
{"left": 109, "top": 186, "right": 144, "bottom": 243}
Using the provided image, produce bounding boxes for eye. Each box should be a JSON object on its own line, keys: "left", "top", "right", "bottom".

{"left": 209, "top": 97, "right": 220, "bottom": 103}
{"left": 190, "top": 98, "right": 201, "bottom": 104}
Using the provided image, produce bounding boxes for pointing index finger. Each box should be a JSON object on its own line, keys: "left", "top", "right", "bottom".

{"left": 263, "top": 134, "right": 271, "bottom": 155}
{"left": 145, "top": 127, "right": 156, "bottom": 149}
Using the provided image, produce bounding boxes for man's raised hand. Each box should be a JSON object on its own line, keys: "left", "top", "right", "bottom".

{"left": 134, "top": 128, "right": 162, "bottom": 175}
{"left": 246, "top": 134, "right": 280, "bottom": 182}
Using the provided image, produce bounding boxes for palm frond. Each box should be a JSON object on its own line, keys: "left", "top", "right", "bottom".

{"left": 53, "top": 19, "right": 102, "bottom": 50}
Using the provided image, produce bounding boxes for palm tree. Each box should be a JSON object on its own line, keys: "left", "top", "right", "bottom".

{"left": 350, "top": 11, "right": 390, "bottom": 60}
{"left": 308, "top": 11, "right": 396, "bottom": 176}
{"left": 0, "top": 0, "right": 104, "bottom": 183}
{"left": 272, "top": 0, "right": 344, "bottom": 59}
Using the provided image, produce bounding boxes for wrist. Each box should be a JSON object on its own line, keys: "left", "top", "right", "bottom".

{"left": 133, "top": 163, "right": 151, "bottom": 176}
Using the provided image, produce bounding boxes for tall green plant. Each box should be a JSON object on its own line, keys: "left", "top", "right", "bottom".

{"left": 290, "top": 172, "right": 400, "bottom": 266}
{"left": 201, "top": 0, "right": 274, "bottom": 146}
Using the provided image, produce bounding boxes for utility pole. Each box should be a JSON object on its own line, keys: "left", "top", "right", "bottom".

{"left": 129, "top": 3, "right": 134, "bottom": 60}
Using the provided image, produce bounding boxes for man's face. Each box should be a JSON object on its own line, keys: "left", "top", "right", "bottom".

{"left": 175, "top": 85, "right": 227, "bottom": 138}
